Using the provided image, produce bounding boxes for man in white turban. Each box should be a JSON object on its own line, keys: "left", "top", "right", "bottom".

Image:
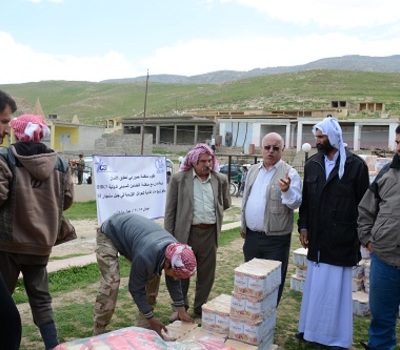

{"left": 296, "top": 116, "right": 369, "bottom": 349}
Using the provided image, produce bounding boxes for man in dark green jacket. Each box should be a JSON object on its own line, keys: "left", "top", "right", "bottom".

{"left": 358, "top": 124, "right": 400, "bottom": 350}
{"left": 93, "top": 212, "right": 197, "bottom": 337}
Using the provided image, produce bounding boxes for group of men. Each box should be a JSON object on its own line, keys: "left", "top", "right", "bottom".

{"left": 0, "top": 91, "right": 231, "bottom": 350}
{"left": 245, "top": 117, "right": 399, "bottom": 350}
{"left": 1, "top": 86, "right": 399, "bottom": 350}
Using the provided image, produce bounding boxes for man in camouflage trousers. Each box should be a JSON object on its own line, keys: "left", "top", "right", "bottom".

{"left": 93, "top": 212, "right": 197, "bottom": 337}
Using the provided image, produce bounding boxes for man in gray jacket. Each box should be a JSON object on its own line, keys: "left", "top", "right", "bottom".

{"left": 93, "top": 212, "right": 197, "bottom": 338}
{"left": 358, "top": 124, "right": 400, "bottom": 350}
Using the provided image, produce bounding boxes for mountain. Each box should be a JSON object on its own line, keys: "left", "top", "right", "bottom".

{"left": 102, "top": 55, "right": 400, "bottom": 84}
{"left": 2, "top": 69, "right": 400, "bottom": 122}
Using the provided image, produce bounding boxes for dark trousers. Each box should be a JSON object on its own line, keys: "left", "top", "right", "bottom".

{"left": 243, "top": 228, "right": 291, "bottom": 306}
{"left": 0, "top": 252, "right": 54, "bottom": 326}
{"left": 0, "top": 271, "right": 21, "bottom": 350}
{"left": 181, "top": 225, "right": 217, "bottom": 314}
{"left": 77, "top": 170, "right": 83, "bottom": 184}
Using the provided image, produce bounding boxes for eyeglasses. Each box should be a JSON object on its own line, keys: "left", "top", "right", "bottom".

{"left": 263, "top": 145, "right": 281, "bottom": 152}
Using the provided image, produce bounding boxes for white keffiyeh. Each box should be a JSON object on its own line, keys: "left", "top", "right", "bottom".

{"left": 312, "top": 116, "right": 346, "bottom": 179}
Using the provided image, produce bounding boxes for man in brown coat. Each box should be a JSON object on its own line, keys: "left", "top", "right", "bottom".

{"left": 0, "top": 114, "right": 74, "bottom": 350}
{"left": 164, "top": 143, "right": 231, "bottom": 320}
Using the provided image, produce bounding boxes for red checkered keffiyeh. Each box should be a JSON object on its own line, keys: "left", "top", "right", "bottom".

{"left": 180, "top": 143, "right": 219, "bottom": 172}
{"left": 165, "top": 243, "right": 197, "bottom": 279}
{"left": 10, "top": 114, "right": 50, "bottom": 142}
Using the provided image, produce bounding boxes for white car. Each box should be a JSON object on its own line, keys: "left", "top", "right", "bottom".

{"left": 82, "top": 157, "right": 93, "bottom": 184}
{"left": 166, "top": 158, "right": 173, "bottom": 174}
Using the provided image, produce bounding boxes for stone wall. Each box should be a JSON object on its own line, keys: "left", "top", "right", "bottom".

{"left": 94, "top": 133, "right": 153, "bottom": 155}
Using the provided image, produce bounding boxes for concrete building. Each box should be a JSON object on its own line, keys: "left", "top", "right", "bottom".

{"left": 121, "top": 115, "right": 215, "bottom": 145}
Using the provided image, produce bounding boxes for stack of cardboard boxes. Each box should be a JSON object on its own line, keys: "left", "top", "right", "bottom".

{"left": 359, "top": 154, "right": 391, "bottom": 183}
{"left": 290, "top": 246, "right": 371, "bottom": 316}
{"left": 168, "top": 258, "right": 281, "bottom": 350}
{"left": 228, "top": 258, "right": 281, "bottom": 349}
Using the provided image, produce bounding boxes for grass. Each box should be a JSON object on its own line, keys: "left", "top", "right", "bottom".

{"left": 64, "top": 200, "right": 97, "bottom": 220}
{"left": 15, "top": 206, "right": 397, "bottom": 350}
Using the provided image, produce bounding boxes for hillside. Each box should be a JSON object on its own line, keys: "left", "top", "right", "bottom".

{"left": 1, "top": 69, "right": 400, "bottom": 124}
{"left": 103, "top": 55, "right": 400, "bottom": 84}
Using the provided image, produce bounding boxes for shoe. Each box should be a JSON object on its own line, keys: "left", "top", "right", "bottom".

{"left": 169, "top": 311, "right": 180, "bottom": 322}
{"left": 93, "top": 325, "right": 106, "bottom": 336}
{"left": 360, "top": 341, "right": 370, "bottom": 350}
{"left": 193, "top": 309, "right": 202, "bottom": 317}
{"left": 294, "top": 332, "right": 304, "bottom": 340}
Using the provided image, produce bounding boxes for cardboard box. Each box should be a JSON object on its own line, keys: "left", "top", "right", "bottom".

{"left": 292, "top": 248, "right": 308, "bottom": 267}
{"left": 230, "top": 289, "right": 278, "bottom": 320}
{"left": 233, "top": 259, "right": 281, "bottom": 298}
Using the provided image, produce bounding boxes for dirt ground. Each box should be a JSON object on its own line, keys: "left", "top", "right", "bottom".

{"left": 50, "top": 219, "right": 99, "bottom": 257}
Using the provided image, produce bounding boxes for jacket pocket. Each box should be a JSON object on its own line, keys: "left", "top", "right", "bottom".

{"left": 305, "top": 175, "right": 318, "bottom": 198}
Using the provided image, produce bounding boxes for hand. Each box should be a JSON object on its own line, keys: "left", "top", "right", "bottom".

{"left": 299, "top": 230, "right": 309, "bottom": 249}
{"left": 279, "top": 172, "right": 291, "bottom": 193}
{"left": 176, "top": 307, "right": 194, "bottom": 323}
{"left": 366, "top": 241, "right": 373, "bottom": 253}
{"left": 240, "top": 228, "right": 246, "bottom": 239}
{"left": 147, "top": 317, "right": 167, "bottom": 337}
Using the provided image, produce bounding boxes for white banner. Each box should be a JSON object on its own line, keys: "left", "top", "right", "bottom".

{"left": 92, "top": 155, "right": 167, "bottom": 224}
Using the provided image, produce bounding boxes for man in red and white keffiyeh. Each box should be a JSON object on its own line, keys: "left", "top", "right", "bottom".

{"left": 165, "top": 242, "right": 197, "bottom": 279}
{"left": 10, "top": 114, "right": 50, "bottom": 142}
{"left": 164, "top": 143, "right": 231, "bottom": 321}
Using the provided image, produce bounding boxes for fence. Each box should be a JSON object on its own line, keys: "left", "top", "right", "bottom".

{"left": 219, "top": 154, "right": 305, "bottom": 182}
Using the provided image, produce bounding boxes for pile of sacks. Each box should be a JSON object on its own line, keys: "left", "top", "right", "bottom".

{"left": 55, "top": 325, "right": 234, "bottom": 350}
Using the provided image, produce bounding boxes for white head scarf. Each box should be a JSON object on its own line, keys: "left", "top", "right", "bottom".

{"left": 312, "top": 116, "right": 346, "bottom": 179}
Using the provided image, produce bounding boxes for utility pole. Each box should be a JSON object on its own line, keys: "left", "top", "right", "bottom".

{"left": 140, "top": 69, "right": 149, "bottom": 155}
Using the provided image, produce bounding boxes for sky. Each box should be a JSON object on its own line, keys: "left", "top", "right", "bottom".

{"left": 1, "top": 0, "right": 400, "bottom": 84}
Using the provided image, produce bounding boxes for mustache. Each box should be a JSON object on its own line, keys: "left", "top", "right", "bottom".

{"left": 202, "top": 166, "right": 211, "bottom": 171}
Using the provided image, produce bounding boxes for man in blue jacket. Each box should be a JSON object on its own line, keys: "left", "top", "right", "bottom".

{"left": 93, "top": 212, "right": 197, "bottom": 337}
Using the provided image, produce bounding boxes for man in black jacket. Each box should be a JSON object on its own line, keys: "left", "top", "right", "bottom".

{"left": 0, "top": 113, "right": 74, "bottom": 350}
{"left": 296, "top": 116, "right": 369, "bottom": 349}
{"left": 0, "top": 89, "right": 21, "bottom": 350}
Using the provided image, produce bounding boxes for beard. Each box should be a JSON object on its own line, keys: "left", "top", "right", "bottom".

{"left": 317, "top": 141, "right": 334, "bottom": 155}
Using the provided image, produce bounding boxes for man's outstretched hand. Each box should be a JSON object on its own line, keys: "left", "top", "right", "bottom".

{"left": 148, "top": 317, "right": 168, "bottom": 337}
